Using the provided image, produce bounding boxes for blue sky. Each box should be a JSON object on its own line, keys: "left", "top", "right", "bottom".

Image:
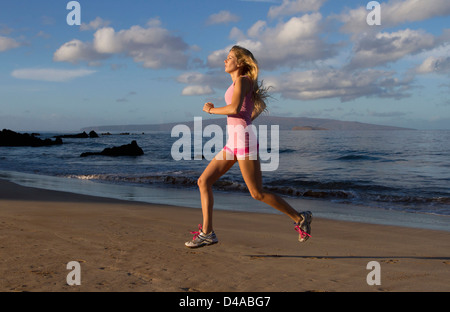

{"left": 1, "top": 0, "right": 449, "bottom": 131}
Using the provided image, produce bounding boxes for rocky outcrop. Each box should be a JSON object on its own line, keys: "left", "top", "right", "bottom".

{"left": 80, "top": 140, "right": 144, "bottom": 157}
{"left": 55, "top": 131, "right": 99, "bottom": 139}
{"left": 0, "top": 129, "right": 63, "bottom": 147}
{"left": 88, "top": 131, "right": 99, "bottom": 138}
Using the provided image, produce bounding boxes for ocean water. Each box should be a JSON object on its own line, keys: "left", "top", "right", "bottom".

{"left": 1, "top": 128, "right": 449, "bottom": 230}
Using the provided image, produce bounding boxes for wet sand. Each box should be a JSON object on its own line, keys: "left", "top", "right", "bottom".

{"left": 1, "top": 179, "right": 449, "bottom": 292}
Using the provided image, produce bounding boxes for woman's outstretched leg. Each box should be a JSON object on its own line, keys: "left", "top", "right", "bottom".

{"left": 197, "top": 151, "right": 236, "bottom": 234}
{"left": 185, "top": 151, "right": 236, "bottom": 248}
{"left": 238, "top": 158, "right": 301, "bottom": 222}
{"left": 238, "top": 157, "right": 312, "bottom": 241}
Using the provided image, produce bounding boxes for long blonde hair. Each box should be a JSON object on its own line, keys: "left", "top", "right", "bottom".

{"left": 230, "top": 45, "right": 269, "bottom": 118}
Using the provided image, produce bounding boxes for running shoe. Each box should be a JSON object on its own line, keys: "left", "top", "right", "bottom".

{"left": 295, "top": 211, "right": 312, "bottom": 242}
{"left": 185, "top": 224, "right": 218, "bottom": 248}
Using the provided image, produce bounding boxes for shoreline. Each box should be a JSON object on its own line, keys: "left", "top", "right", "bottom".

{"left": 1, "top": 178, "right": 450, "bottom": 292}
{"left": 1, "top": 170, "right": 449, "bottom": 232}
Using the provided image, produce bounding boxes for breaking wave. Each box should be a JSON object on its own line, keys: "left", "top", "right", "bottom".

{"left": 66, "top": 173, "right": 450, "bottom": 215}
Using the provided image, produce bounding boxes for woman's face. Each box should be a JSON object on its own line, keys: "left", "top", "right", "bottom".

{"left": 224, "top": 51, "right": 239, "bottom": 74}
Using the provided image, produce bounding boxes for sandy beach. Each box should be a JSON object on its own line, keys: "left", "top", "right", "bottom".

{"left": 1, "top": 178, "right": 449, "bottom": 293}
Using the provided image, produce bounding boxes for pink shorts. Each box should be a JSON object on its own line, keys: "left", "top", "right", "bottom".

{"left": 223, "top": 144, "right": 259, "bottom": 160}
{"left": 222, "top": 124, "right": 259, "bottom": 160}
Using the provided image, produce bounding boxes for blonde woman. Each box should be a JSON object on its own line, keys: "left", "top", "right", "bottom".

{"left": 185, "top": 46, "right": 312, "bottom": 248}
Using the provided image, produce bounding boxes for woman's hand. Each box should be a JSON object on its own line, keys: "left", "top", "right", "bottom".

{"left": 203, "top": 102, "right": 214, "bottom": 114}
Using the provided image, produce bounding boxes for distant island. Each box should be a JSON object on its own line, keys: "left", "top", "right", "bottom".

{"left": 81, "top": 116, "right": 414, "bottom": 133}
{"left": 292, "top": 126, "right": 328, "bottom": 131}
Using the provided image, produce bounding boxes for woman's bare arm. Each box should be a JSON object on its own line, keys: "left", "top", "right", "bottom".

{"left": 203, "top": 77, "right": 251, "bottom": 115}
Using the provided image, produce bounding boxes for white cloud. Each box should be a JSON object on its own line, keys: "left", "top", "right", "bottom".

{"left": 247, "top": 20, "right": 267, "bottom": 38}
{"left": 204, "top": 1, "right": 447, "bottom": 105}
{"left": 177, "top": 72, "right": 209, "bottom": 84}
{"left": 53, "top": 39, "right": 106, "bottom": 64}
{"left": 206, "top": 11, "right": 240, "bottom": 25}
{"left": 416, "top": 56, "right": 450, "bottom": 74}
{"left": 384, "top": 0, "right": 450, "bottom": 24}
{"left": 11, "top": 68, "right": 96, "bottom": 82}
{"left": 339, "top": 0, "right": 450, "bottom": 33}
{"left": 54, "top": 22, "right": 190, "bottom": 69}
{"left": 177, "top": 71, "right": 229, "bottom": 96}
{"left": 229, "top": 27, "right": 246, "bottom": 41}
{"left": 93, "top": 27, "right": 122, "bottom": 53}
{"left": 0, "top": 36, "right": 20, "bottom": 52}
{"left": 208, "top": 13, "right": 336, "bottom": 70}
{"left": 181, "top": 85, "right": 214, "bottom": 96}
{"left": 268, "top": 0, "right": 326, "bottom": 18}
{"left": 80, "top": 17, "right": 111, "bottom": 31}
{"left": 347, "top": 29, "right": 436, "bottom": 69}
{"left": 177, "top": 71, "right": 228, "bottom": 86}
{"left": 267, "top": 68, "right": 411, "bottom": 101}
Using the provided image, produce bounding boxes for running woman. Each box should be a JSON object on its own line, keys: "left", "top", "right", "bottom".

{"left": 185, "top": 46, "right": 312, "bottom": 248}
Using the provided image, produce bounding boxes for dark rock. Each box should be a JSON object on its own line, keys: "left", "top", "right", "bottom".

{"left": 80, "top": 140, "right": 144, "bottom": 157}
{"left": 54, "top": 130, "right": 99, "bottom": 139}
{"left": 88, "top": 131, "right": 99, "bottom": 138}
{"left": 55, "top": 131, "right": 89, "bottom": 139}
{"left": 0, "top": 129, "right": 63, "bottom": 147}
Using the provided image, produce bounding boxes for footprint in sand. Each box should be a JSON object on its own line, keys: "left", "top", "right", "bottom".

{"left": 380, "top": 259, "right": 399, "bottom": 264}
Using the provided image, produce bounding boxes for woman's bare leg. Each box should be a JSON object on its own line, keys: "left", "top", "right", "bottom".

{"left": 238, "top": 157, "right": 302, "bottom": 224}
{"left": 197, "top": 150, "right": 237, "bottom": 234}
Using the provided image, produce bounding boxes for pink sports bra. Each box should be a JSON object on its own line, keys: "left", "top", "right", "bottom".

{"left": 224, "top": 76, "right": 254, "bottom": 127}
